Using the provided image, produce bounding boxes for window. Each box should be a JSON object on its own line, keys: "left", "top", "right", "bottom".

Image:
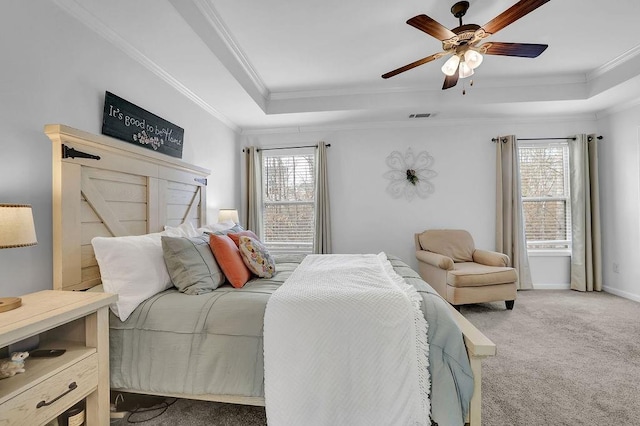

{"left": 262, "top": 150, "right": 315, "bottom": 254}
{"left": 518, "top": 142, "right": 571, "bottom": 250}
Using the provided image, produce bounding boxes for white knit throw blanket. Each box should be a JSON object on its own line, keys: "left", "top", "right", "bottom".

{"left": 263, "top": 253, "right": 430, "bottom": 426}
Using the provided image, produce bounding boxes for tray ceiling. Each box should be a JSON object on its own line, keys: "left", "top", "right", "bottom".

{"left": 54, "top": 0, "right": 640, "bottom": 132}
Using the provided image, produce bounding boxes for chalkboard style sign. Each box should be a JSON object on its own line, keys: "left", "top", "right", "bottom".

{"left": 102, "top": 91, "right": 184, "bottom": 158}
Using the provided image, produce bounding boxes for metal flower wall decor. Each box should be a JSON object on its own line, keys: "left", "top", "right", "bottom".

{"left": 383, "top": 148, "right": 437, "bottom": 200}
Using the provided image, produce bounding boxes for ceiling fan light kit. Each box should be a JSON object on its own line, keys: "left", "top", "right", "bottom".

{"left": 464, "top": 49, "right": 483, "bottom": 69}
{"left": 441, "top": 55, "right": 460, "bottom": 76}
{"left": 382, "top": 0, "right": 551, "bottom": 90}
{"left": 458, "top": 60, "right": 474, "bottom": 78}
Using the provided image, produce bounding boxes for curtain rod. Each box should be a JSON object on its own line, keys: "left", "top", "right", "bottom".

{"left": 491, "top": 136, "right": 603, "bottom": 142}
{"left": 243, "top": 144, "right": 331, "bottom": 152}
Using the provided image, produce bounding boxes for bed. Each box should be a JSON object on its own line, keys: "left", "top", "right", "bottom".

{"left": 45, "top": 124, "right": 496, "bottom": 426}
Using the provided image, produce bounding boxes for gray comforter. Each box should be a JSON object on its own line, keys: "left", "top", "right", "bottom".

{"left": 108, "top": 254, "right": 474, "bottom": 426}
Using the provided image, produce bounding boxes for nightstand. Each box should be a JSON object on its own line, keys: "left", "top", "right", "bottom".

{"left": 0, "top": 290, "right": 116, "bottom": 425}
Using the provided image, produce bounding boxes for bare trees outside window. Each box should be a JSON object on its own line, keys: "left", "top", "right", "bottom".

{"left": 262, "top": 153, "right": 315, "bottom": 254}
{"left": 518, "top": 142, "right": 571, "bottom": 250}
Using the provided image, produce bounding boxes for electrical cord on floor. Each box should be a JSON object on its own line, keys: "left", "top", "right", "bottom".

{"left": 124, "top": 398, "right": 178, "bottom": 423}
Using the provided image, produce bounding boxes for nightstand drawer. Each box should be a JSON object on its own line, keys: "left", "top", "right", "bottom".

{"left": 1, "top": 352, "right": 98, "bottom": 426}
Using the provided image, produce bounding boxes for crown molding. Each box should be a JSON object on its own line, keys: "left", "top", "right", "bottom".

{"left": 52, "top": 0, "right": 240, "bottom": 133}
{"left": 241, "top": 113, "right": 597, "bottom": 135}
{"left": 587, "top": 43, "right": 640, "bottom": 82}
{"left": 264, "top": 43, "right": 636, "bottom": 102}
{"left": 193, "top": 0, "right": 269, "bottom": 100}
{"left": 268, "top": 73, "right": 587, "bottom": 101}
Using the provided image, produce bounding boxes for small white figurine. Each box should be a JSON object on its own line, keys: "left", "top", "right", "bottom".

{"left": 0, "top": 351, "right": 29, "bottom": 379}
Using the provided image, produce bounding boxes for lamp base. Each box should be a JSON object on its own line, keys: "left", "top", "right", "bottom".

{"left": 0, "top": 297, "right": 21, "bottom": 313}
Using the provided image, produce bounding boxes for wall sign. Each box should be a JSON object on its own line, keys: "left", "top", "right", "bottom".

{"left": 102, "top": 91, "right": 184, "bottom": 158}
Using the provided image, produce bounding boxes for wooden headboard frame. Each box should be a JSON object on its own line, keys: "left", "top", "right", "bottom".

{"left": 45, "top": 124, "right": 210, "bottom": 291}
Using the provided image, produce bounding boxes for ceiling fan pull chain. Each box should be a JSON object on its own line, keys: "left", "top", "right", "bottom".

{"left": 462, "top": 79, "right": 475, "bottom": 95}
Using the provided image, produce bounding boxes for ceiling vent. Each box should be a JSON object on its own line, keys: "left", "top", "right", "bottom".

{"left": 409, "top": 113, "right": 431, "bottom": 118}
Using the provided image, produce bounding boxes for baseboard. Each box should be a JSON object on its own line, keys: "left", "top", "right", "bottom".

{"left": 530, "top": 284, "right": 640, "bottom": 302}
{"left": 602, "top": 285, "right": 640, "bottom": 303}
{"left": 532, "top": 283, "right": 571, "bottom": 290}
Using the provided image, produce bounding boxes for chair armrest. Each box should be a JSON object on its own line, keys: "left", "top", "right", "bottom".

{"left": 416, "top": 250, "right": 454, "bottom": 270}
{"left": 473, "top": 249, "right": 510, "bottom": 267}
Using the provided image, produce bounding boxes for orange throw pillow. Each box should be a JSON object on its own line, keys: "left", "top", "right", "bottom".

{"left": 227, "top": 230, "right": 260, "bottom": 247}
{"left": 209, "top": 234, "right": 251, "bottom": 288}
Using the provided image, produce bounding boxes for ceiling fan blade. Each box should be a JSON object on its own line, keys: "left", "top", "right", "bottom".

{"left": 442, "top": 68, "right": 460, "bottom": 90}
{"left": 382, "top": 52, "right": 445, "bottom": 79}
{"left": 480, "top": 42, "right": 548, "bottom": 58}
{"left": 481, "top": 0, "right": 550, "bottom": 36}
{"left": 407, "top": 15, "right": 457, "bottom": 41}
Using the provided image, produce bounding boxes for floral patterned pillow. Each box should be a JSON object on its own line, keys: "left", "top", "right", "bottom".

{"left": 238, "top": 235, "right": 276, "bottom": 278}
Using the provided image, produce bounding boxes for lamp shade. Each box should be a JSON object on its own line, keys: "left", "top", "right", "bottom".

{"left": 0, "top": 204, "right": 37, "bottom": 248}
{"left": 458, "top": 60, "right": 474, "bottom": 79}
{"left": 218, "top": 209, "right": 239, "bottom": 224}
{"left": 441, "top": 55, "right": 461, "bottom": 76}
{"left": 464, "top": 49, "right": 483, "bottom": 69}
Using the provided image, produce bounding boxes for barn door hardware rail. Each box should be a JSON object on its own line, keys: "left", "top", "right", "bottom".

{"left": 62, "top": 144, "right": 101, "bottom": 160}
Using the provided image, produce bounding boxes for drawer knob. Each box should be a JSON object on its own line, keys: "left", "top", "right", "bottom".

{"left": 36, "top": 382, "right": 78, "bottom": 408}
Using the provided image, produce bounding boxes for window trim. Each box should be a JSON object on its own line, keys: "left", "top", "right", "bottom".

{"left": 518, "top": 140, "right": 572, "bottom": 252}
{"left": 527, "top": 249, "right": 571, "bottom": 257}
{"left": 260, "top": 149, "right": 316, "bottom": 255}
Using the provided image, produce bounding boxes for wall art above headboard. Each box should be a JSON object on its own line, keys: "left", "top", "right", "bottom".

{"left": 102, "top": 91, "right": 185, "bottom": 159}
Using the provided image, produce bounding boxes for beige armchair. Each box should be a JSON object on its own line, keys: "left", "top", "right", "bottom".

{"left": 415, "top": 229, "right": 517, "bottom": 310}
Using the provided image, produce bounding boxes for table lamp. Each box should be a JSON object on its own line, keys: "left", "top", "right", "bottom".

{"left": 0, "top": 204, "right": 37, "bottom": 312}
{"left": 218, "top": 209, "right": 239, "bottom": 224}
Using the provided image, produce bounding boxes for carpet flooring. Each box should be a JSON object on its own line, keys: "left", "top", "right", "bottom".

{"left": 111, "top": 290, "right": 640, "bottom": 426}
{"left": 463, "top": 290, "right": 640, "bottom": 426}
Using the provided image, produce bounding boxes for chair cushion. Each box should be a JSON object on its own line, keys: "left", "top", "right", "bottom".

{"left": 447, "top": 262, "right": 518, "bottom": 288}
{"left": 418, "top": 229, "right": 475, "bottom": 262}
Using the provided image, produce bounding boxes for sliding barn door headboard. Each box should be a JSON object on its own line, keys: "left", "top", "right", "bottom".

{"left": 45, "top": 124, "right": 210, "bottom": 291}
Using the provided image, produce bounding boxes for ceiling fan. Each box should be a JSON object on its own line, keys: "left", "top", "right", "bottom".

{"left": 382, "top": 0, "right": 550, "bottom": 90}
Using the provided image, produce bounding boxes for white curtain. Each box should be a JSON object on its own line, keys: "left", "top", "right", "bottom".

{"left": 244, "top": 146, "right": 263, "bottom": 236}
{"left": 495, "top": 135, "right": 533, "bottom": 290}
{"left": 569, "top": 134, "right": 602, "bottom": 291}
{"left": 313, "top": 142, "right": 332, "bottom": 254}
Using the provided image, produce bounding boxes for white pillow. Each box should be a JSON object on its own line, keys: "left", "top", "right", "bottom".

{"left": 163, "top": 222, "right": 199, "bottom": 238}
{"left": 196, "top": 220, "right": 236, "bottom": 234}
{"left": 91, "top": 233, "right": 173, "bottom": 321}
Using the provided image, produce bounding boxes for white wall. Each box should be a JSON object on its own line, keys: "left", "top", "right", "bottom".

{"left": 529, "top": 254, "right": 571, "bottom": 289}
{"left": 243, "top": 118, "right": 596, "bottom": 278}
{"left": 597, "top": 104, "right": 640, "bottom": 302}
{"left": 0, "top": 2, "right": 239, "bottom": 297}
